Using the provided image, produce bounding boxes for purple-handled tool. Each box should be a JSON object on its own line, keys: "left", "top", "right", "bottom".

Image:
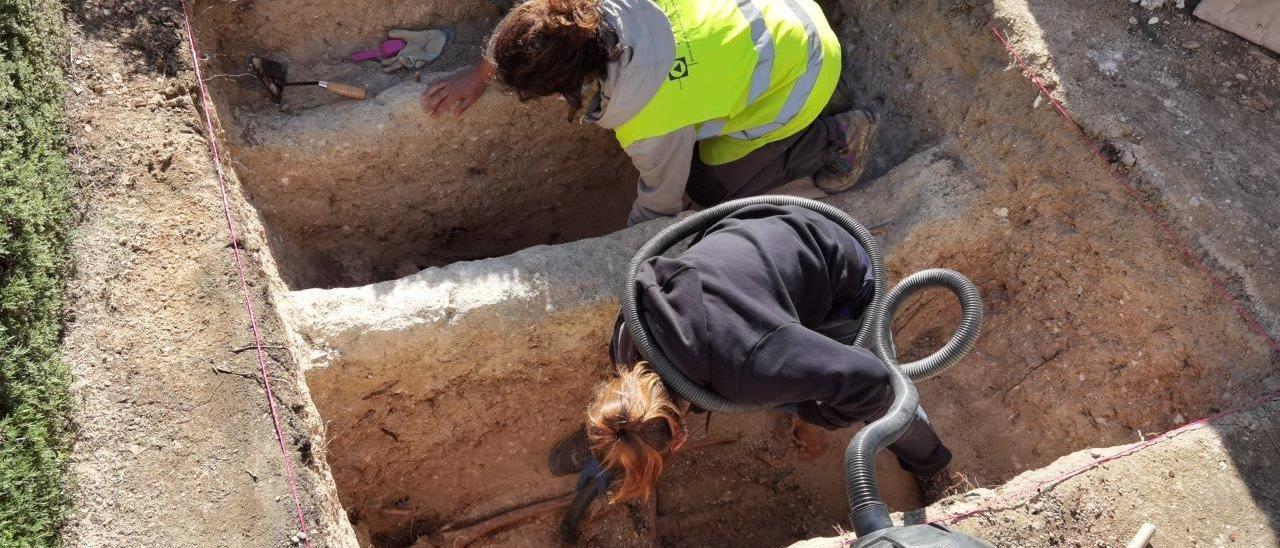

{"left": 351, "top": 39, "right": 406, "bottom": 63}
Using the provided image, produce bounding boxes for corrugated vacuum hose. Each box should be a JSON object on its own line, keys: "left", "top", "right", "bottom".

{"left": 621, "top": 196, "right": 985, "bottom": 539}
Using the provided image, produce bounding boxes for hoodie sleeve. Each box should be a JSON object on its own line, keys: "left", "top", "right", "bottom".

{"left": 623, "top": 127, "right": 697, "bottom": 226}
{"left": 740, "top": 322, "right": 893, "bottom": 430}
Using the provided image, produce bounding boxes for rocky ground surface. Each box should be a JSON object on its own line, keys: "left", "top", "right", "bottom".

{"left": 58, "top": 0, "right": 354, "bottom": 545}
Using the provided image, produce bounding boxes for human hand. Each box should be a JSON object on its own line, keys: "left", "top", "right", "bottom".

{"left": 420, "top": 61, "right": 493, "bottom": 117}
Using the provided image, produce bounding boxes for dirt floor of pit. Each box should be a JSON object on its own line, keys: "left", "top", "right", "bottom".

{"left": 59, "top": 0, "right": 1279, "bottom": 547}
{"left": 304, "top": 296, "right": 921, "bottom": 547}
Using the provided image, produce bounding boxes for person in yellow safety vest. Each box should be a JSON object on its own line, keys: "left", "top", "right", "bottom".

{"left": 422, "top": 0, "right": 879, "bottom": 226}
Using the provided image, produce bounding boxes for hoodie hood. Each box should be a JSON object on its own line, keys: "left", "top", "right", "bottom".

{"left": 585, "top": 0, "right": 675, "bottom": 129}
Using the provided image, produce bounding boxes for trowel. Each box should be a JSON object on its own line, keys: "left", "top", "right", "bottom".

{"left": 247, "top": 54, "right": 367, "bottom": 105}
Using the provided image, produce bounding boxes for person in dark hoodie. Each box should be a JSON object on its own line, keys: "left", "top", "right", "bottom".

{"left": 549, "top": 204, "right": 956, "bottom": 537}
{"left": 421, "top": 0, "right": 880, "bottom": 226}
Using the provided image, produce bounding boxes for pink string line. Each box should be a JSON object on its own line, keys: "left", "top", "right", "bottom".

{"left": 177, "top": 2, "right": 313, "bottom": 545}
{"left": 987, "top": 24, "right": 1280, "bottom": 356}
{"left": 924, "top": 24, "right": 1280, "bottom": 527}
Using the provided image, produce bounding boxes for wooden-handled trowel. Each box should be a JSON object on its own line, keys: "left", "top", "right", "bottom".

{"left": 247, "top": 54, "right": 367, "bottom": 104}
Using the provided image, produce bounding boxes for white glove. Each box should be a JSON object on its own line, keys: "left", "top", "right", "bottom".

{"left": 381, "top": 28, "right": 451, "bottom": 73}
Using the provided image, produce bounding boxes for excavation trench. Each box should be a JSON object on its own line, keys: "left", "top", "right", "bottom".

{"left": 192, "top": 0, "right": 1278, "bottom": 546}
{"left": 193, "top": 2, "right": 637, "bottom": 289}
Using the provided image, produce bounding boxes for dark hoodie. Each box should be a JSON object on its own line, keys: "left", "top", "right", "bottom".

{"left": 616, "top": 204, "right": 892, "bottom": 430}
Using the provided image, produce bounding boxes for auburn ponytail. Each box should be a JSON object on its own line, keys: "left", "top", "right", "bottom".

{"left": 586, "top": 364, "right": 685, "bottom": 503}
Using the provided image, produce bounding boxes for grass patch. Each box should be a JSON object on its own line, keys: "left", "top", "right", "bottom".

{"left": 0, "top": 0, "right": 74, "bottom": 544}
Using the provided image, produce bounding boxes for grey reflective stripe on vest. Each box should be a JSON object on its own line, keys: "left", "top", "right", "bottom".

{"left": 697, "top": 118, "right": 728, "bottom": 139}
{"left": 737, "top": 0, "right": 775, "bottom": 105}
{"left": 728, "top": 0, "right": 823, "bottom": 140}
{"left": 695, "top": 0, "right": 772, "bottom": 141}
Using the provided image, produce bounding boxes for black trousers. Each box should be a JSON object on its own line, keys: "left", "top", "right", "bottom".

{"left": 686, "top": 115, "right": 844, "bottom": 208}
{"left": 817, "top": 313, "right": 952, "bottom": 476}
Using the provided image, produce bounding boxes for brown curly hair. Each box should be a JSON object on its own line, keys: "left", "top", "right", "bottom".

{"left": 487, "top": 0, "right": 620, "bottom": 115}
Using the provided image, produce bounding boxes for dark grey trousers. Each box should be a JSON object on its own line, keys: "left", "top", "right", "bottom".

{"left": 866, "top": 395, "right": 953, "bottom": 475}
{"left": 822, "top": 316, "right": 953, "bottom": 477}
{"left": 687, "top": 115, "right": 844, "bottom": 208}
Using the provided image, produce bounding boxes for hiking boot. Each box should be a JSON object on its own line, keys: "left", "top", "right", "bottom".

{"left": 820, "top": 107, "right": 880, "bottom": 194}
{"left": 559, "top": 455, "right": 610, "bottom": 543}
{"left": 915, "top": 465, "right": 957, "bottom": 506}
{"left": 549, "top": 428, "right": 592, "bottom": 477}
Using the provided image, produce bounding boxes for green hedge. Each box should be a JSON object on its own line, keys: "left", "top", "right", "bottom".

{"left": 0, "top": 0, "right": 74, "bottom": 544}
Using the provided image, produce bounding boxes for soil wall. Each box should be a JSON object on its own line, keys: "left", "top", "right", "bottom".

{"left": 190, "top": 1, "right": 638, "bottom": 288}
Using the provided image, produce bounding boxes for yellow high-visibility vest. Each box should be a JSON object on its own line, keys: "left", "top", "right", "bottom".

{"left": 614, "top": 0, "right": 841, "bottom": 165}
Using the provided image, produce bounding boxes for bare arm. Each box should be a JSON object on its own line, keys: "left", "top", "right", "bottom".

{"left": 420, "top": 59, "right": 496, "bottom": 118}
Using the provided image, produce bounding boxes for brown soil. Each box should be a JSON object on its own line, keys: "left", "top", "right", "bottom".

{"left": 60, "top": 0, "right": 1279, "bottom": 546}
{"left": 838, "top": 0, "right": 1280, "bottom": 490}
{"left": 302, "top": 298, "right": 922, "bottom": 547}
{"left": 189, "top": 1, "right": 637, "bottom": 289}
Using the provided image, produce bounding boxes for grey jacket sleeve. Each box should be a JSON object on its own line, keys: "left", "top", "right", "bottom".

{"left": 623, "top": 127, "right": 697, "bottom": 226}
